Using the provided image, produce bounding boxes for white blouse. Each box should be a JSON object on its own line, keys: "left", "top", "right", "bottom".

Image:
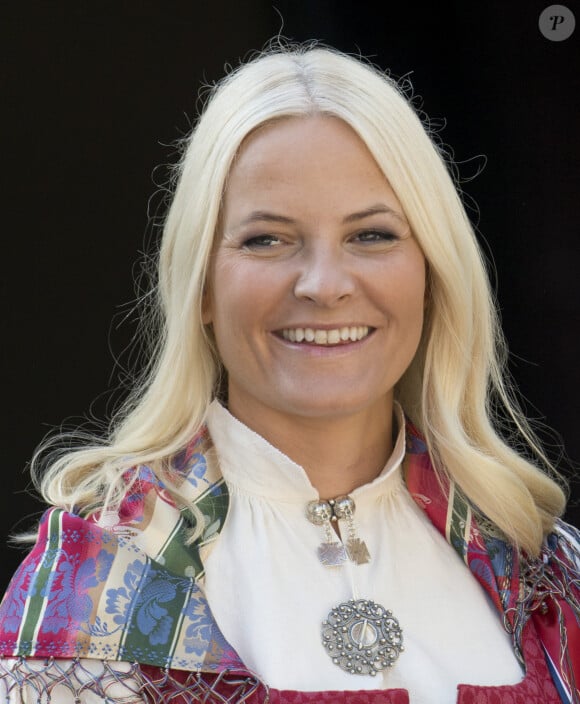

{"left": 202, "top": 401, "right": 524, "bottom": 701}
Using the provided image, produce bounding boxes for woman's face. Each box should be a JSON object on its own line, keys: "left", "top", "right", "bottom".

{"left": 203, "top": 116, "right": 426, "bottom": 424}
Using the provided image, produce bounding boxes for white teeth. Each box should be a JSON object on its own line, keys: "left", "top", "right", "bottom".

{"left": 281, "top": 326, "right": 370, "bottom": 345}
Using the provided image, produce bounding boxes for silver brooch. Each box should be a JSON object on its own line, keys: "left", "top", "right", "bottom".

{"left": 321, "top": 599, "right": 404, "bottom": 675}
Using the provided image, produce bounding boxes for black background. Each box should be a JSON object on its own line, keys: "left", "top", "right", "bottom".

{"left": 2, "top": 1, "right": 579, "bottom": 592}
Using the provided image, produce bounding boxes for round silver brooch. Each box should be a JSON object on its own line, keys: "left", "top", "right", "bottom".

{"left": 321, "top": 599, "right": 404, "bottom": 676}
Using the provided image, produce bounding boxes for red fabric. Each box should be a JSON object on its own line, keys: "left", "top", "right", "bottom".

{"left": 532, "top": 596, "right": 580, "bottom": 698}
{"left": 457, "top": 621, "right": 561, "bottom": 703}
{"left": 268, "top": 690, "right": 409, "bottom": 703}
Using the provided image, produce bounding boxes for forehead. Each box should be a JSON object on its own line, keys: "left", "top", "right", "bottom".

{"left": 222, "top": 116, "right": 403, "bottom": 221}
{"left": 231, "top": 115, "right": 378, "bottom": 177}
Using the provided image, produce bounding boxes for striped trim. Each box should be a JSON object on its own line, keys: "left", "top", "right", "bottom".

{"left": 16, "top": 509, "right": 64, "bottom": 656}
{"left": 542, "top": 643, "right": 573, "bottom": 704}
{"left": 446, "top": 483, "right": 472, "bottom": 564}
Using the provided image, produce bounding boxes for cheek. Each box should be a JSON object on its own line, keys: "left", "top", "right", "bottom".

{"left": 402, "top": 248, "right": 427, "bottom": 309}
{"left": 375, "top": 252, "right": 426, "bottom": 320}
{"left": 209, "top": 258, "right": 279, "bottom": 339}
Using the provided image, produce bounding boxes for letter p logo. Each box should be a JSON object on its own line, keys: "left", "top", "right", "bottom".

{"left": 539, "top": 5, "right": 576, "bottom": 40}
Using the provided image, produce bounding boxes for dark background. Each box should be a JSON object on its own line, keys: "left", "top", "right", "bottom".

{"left": 2, "top": 1, "right": 579, "bottom": 592}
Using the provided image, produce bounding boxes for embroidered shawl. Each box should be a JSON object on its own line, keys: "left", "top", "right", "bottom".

{"left": 0, "top": 422, "right": 578, "bottom": 702}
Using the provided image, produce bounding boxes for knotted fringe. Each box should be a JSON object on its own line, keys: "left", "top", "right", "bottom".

{"left": 139, "top": 665, "right": 267, "bottom": 703}
{"left": 0, "top": 658, "right": 269, "bottom": 703}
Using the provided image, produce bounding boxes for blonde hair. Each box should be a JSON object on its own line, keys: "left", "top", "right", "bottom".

{"left": 35, "top": 41, "right": 566, "bottom": 556}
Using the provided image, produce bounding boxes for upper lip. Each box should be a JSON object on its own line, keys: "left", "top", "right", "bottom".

{"left": 274, "top": 324, "right": 375, "bottom": 330}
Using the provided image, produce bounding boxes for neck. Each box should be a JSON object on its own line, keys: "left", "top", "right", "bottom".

{"left": 226, "top": 395, "right": 394, "bottom": 498}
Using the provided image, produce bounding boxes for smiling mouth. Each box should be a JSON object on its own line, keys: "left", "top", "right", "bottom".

{"left": 279, "top": 326, "right": 372, "bottom": 345}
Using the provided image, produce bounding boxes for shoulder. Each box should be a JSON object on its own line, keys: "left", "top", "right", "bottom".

{"left": 0, "top": 435, "right": 235, "bottom": 669}
{"left": 0, "top": 507, "right": 127, "bottom": 657}
{"left": 0, "top": 500, "right": 240, "bottom": 670}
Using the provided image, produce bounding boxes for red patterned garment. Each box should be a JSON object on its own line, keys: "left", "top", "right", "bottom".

{"left": 0, "top": 420, "right": 578, "bottom": 702}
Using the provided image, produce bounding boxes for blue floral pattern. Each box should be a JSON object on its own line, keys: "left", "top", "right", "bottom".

{"left": 106, "top": 558, "right": 146, "bottom": 626}
{"left": 41, "top": 549, "right": 113, "bottom": 633}
{"left": 0, "top": 557, "right": 40, "bottom": 634}
{"left": 182, "top": 594, "right": 214, "bottom": 656}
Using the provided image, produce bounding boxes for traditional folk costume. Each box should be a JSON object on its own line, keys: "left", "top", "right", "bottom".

{"left": 1, "top": 402, "right": 578, "bottom": 703}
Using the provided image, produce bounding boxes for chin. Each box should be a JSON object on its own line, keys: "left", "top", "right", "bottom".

{"left": 273, "top": 392, "right": 387, "bottom": 420}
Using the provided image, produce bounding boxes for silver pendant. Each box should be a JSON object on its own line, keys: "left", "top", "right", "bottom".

{"left": 307, "top": 496, "right": 372, "bottom": 567}
{"left": 318, "top": 542, "right": 348, "bottom": 566}
{"left": 321, "top": 599, "right": 404, "bottom": 675}
{"left": 346, "top": 538, "right": 371, "bottom": 565}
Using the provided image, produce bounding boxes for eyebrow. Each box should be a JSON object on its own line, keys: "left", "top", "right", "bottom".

{"left": 342, "top": 204, "right": 408, "bottom": 224}
{"left": 239, "top": 211, "right": 295, "bottom": 226}
{"left": 238, "top": 204, "right": 408, "bottom": 227}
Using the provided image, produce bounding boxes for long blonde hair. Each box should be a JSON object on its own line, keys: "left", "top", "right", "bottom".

{"left": 36, "top": 42, "right": 566, "bottom": 556}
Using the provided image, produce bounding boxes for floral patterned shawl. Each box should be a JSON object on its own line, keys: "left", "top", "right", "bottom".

{"left": 0, "top": 421, "right": 578, "bottom": 702}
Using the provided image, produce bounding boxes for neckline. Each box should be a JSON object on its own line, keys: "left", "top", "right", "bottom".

{"left": 205, "top": 401, "right": 407, "bottom": 504}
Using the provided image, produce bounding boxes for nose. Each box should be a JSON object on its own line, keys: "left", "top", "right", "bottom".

{"left": 293, "top": 243, "right": 355, "bottom": 306}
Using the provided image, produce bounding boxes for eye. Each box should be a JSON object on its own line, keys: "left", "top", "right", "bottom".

{"left": 243, "top": 234, "right": 283, "bottom": 248}
{"left": 352, "top": 229, "right": 399, "bottom": 243}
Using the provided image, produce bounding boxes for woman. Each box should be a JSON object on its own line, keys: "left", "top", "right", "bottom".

{"left": 0, "top": 43, "right": 578, "bottom": 704}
